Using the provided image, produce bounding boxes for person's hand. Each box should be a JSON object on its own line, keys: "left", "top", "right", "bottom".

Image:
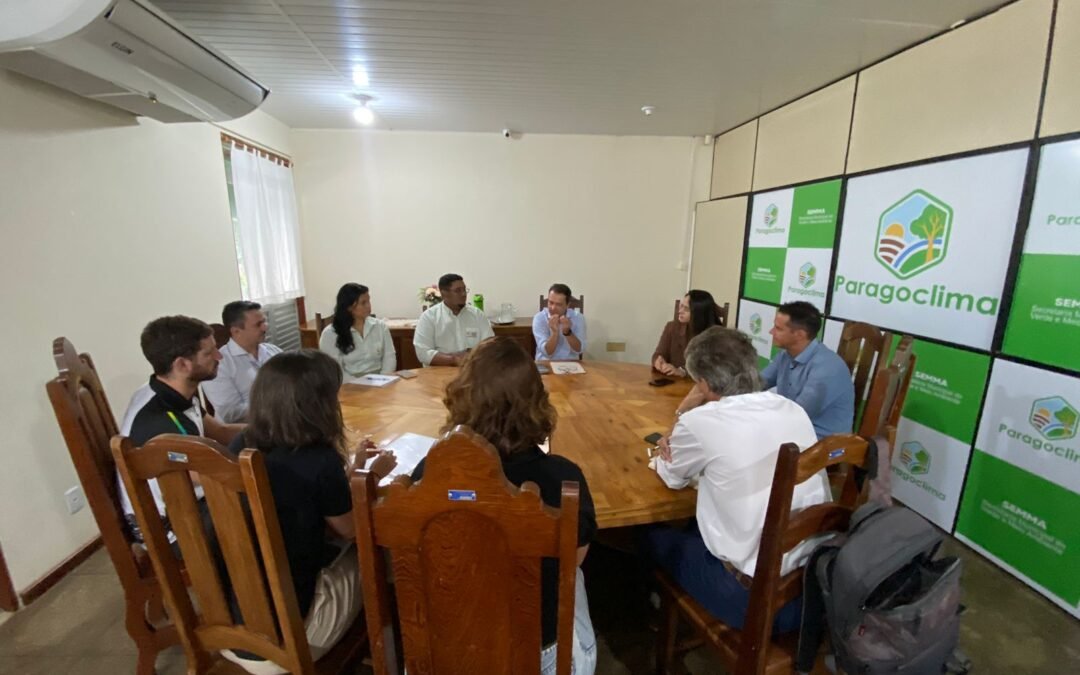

{"left": 660, "top": 362, "right": 677, "bottom": 377}
{"left": 657, "top": 436, "right": 673, "bottom": 463}
{"left": 368, "top": 450, "right": 397, "bottom": 479}
{"left": 558, "top": 315, "right": 571, "bottom": 334}
{"left": 653, "top": 355, "right": 666, "bottom": 371}
{"left": 356, "top": 436, "right": 378, "bottom": 455}
{"left": 677, "top": 385, "right": 707, "bottom": 415}
{"left": 548, "top": 313, "right": 560, "bottom": 332}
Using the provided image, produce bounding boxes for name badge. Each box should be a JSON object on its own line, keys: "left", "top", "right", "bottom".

{"left": 465, "top": 329, "right": 478, "bottom": 340}
{"left": 448, "top": 489, "right": 477, "bottom": 502}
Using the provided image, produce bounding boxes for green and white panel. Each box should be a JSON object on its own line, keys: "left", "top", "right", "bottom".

{"left": 744, "top": 180, "right": 840, "bottom": 310}
{"left": 821, "top": 318, "right": 845, "bottom": 354}
{"left": 1002, "top": 138, "right": 1080, "bottom": 372}
{"left": 955, "top": 359, "right": 1080, "bottom": 617}
{"left": 832, "top": 149, "right": 1028, "bottom": 349}
{"left": 737, "top": 299, "right": 777, "bottom": 369}
{"left": 888, "top": 340, "right": 991, "bottom": 531}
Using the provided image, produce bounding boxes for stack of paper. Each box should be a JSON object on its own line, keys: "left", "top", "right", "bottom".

{"left": 345, "top": 374, "right": 399, "bottom": 387}
{"left": 550, "top": 361, "right": 586, "bottom": 375}
{"left": 365, "top": 432, "right": 437, "bottom": 486}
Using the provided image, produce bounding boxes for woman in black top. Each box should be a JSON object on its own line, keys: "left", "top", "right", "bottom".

{"left": 224, "top": 350, "right": 395, "bottom": 675}
{"left": 410, "top": 337, "right": 598, "bottom": 675}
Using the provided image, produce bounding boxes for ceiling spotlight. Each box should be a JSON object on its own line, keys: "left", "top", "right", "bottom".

{"left": 351, "top": 93, "right": 376, "bottom": 126}
{"left": 641, "top": 105, "right": 656, "bottom": 116}
{"left": 352, "top": 64, "right": 370, "bottom": 88}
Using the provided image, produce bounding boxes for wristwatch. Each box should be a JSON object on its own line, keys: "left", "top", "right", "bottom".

{"left": 562, "top": 329, "right": 572, "bottom": 336}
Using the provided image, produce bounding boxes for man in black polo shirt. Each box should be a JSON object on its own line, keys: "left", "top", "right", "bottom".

{"left": 118, "top": 315, "right": 244, "bottom": 540}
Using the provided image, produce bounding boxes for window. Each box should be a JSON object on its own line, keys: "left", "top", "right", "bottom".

{"left": 220, "top": 133, "right": 305, "bottom": 305}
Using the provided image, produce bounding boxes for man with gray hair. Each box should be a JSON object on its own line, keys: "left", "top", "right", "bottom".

{"left": 645, "top": 327, "right": 829, "bottom": 633}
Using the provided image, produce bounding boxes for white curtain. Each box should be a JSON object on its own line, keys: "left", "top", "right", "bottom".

{"left": 229, "top": 146, "right": 305, "bottom": 304}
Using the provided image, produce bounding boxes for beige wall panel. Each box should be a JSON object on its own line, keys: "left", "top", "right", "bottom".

{"left": 710, "top": 120, "right": 757, "bottom": 198}
{"left": 292, "top": 130, "right": 696, "bottom": 366}
{"left": 1041, "top": 0, "right": 1080, "bottom": 136}
{"left": 753, "top": 77, "right": 855, "bottom": 190}
{"left": 0, "top": 71, "right": 279, "bottom": 588}
{"left": 848, "top": 0, "right": 1052, "bottom": 173}
{"left": 690, "top": 197, "right": 748, "bottom": 315}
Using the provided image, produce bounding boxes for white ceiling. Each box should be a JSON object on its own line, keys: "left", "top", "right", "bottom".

{"left": 156, "top": 0, "right": 1013, "bottom": 135}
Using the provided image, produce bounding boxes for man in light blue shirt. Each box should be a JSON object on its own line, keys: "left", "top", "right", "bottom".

{"left": 761, "top": 301, "right": 854, "bottom": 439}
{"left": 533, "top": 283, "right": 586, "bottom": 360}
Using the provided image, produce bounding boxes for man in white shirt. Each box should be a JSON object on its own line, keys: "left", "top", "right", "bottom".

{"left": 413, "top": 273, "right": 494, "bottom": 366}
{"left": 646, "top": 326, "right": 829, "bottom": 633}
{"left": 202, "top": 301, "right": 282, "bottom": 422}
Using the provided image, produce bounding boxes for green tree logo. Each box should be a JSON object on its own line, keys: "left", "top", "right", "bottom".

{"left": 899, "top": 441, "right": 931, "bottom": 475}
{"left": 1030, "top": 396, "right": 1078, "bottom": 440}
{"left": 749, "top": 313, "right": 762, "bottom": 335}
{"left": 875, "top": 190, "right": 953, "bottom": 279}
{"left": 798, "top": 262, "right": 816, "bottom": 288}
{"left": 764, "top": 204, "right": 779, "bottom": 227}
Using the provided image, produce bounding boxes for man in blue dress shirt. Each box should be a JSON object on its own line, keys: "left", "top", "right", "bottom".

{"left": 761, "top": 301, "right": 854, "bottom": 439}
{"left": 533, "top": 283, "right": 586, "bottom": 360}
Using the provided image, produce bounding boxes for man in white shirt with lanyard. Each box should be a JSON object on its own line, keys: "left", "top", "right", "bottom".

{"left": 413, "top": 273, "right": 494, "bottom": 366}
{"left": 203, "top": 300, "right": 282, "bottom": 423}
{"left": 645, "top": 326, "right": 829, "bottom": 633}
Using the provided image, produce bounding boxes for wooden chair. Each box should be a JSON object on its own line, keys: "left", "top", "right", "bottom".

{"left": 352, "top": 426, "right": 580, "bottom": 675}
{"left": 112, "top": 434, "right": 368, "bottom": 674}
{"left": 210, "top": 323, "right": 230, "bottom": 349}
{"left": 857, "top": 336, "right": 916, "bottom": 444}
{"left": 655, "top": 434, "right": 871, "bottom": 675}
{"left": 539, "top": 293, "right": 585, "bottom": 314}
{"left": 837, "top": 321, "right": 892, "bottom": 429}
{"left": 314, "top": 312, "right": 331, "bottom": 333}
{"left": 45, "top": 337, "right": 178, "bottom": 675}
{"left": 671, "top": 300, "right": 731, "bottom": 327}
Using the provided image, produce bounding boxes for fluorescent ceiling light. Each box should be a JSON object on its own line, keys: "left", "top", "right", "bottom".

{"left": 352, "top": 65, "right": 370, "bottom": 88}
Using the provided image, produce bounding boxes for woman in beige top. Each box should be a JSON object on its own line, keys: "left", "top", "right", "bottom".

{"left": 652, "top": 290, "right": 722, "bottom": 377}
{"left": 319, "top": 283, "right": 397, "bottom": 376}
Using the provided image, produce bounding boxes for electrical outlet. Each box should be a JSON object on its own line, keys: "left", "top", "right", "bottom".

{"left": 606, "top": 342, "right": 626, "bottom": 352}
{"left": 64, "top": 486, "right": 86, "bottom": 515}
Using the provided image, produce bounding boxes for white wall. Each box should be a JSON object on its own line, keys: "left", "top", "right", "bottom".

{"left": 291, "top": 130, "right": 705, "bottom": 365}
{"left": 0, "top": 70, "right": 290, "bottom": 590}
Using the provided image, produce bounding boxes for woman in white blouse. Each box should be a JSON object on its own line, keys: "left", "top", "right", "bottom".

{"left": 319, "top": 283, "right": 397, "bottom": 376}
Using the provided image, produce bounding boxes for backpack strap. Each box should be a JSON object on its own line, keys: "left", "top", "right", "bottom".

{"left": 795, "top": 539, "right": 843, "bottom": 673}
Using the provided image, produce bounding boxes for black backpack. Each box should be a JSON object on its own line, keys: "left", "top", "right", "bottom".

{"left": 797, "top": 502, "right": 968, "bottom": 674}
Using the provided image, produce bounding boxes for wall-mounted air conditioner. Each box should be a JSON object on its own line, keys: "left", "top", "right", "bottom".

{"left": 0, "top": 0, "right": 269, "bottom": 123}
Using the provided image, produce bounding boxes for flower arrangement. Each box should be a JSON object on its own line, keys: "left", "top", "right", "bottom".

{"left": 418, "top": 284, "right": 442, "bottom": 307}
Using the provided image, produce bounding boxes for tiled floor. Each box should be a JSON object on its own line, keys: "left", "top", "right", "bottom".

{"left": 0, "top": 534, "right": 1077, "bottom": 674}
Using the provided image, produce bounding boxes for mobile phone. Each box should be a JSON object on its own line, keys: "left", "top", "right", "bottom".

{"left": 649, "top": 377, "right": 674, "bottom": 387}
{"left": 644, "top": 432, "right": 664, "bottom": 445}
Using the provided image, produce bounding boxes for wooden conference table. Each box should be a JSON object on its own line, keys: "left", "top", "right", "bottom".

{"left": 339, "top": 361, "right": 698, "bottom": 529}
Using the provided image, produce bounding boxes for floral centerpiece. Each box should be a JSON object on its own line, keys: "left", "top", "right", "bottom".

{"left": 418, "top": 284, "right": 442, "bottom": 309}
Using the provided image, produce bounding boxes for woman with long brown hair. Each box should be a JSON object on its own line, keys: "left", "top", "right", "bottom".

{"left": 224, "top": 349, "right": 395, "bottom": 674}
{"left": 652, "top": 289, "right": 723, "bottom": 377}
{"left": 410, "top": 336, "right": 598, "bottom": 674}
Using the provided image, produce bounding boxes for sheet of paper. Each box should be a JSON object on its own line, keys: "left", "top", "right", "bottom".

{"left": 550, "top": 361, "right": 586, "bottom": 375}
{"left": 365, "top": 432, "right": 437, "bottom": 486}
{"left": 345, "top": 373, "right": 399, "bottom": 387}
